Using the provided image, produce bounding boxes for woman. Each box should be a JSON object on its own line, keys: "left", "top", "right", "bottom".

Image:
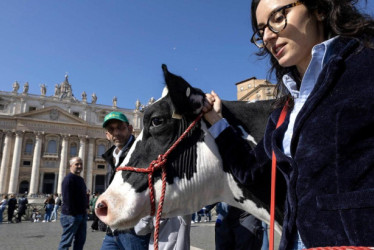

{"left": 43, "top": 194, "right": 55, "bottom": 222}
{"left": 0, "top": 195, "right": 8, "bottom": 223}
{"left": 203, "top": 0, "right": 374, "bottom": 249}
{"left": 50, "top": 193, "right": 61, "bottom": 222}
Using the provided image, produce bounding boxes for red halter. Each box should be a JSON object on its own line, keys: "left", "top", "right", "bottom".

{"left": 116, "top": 113, "right": 203, "bottom": 250}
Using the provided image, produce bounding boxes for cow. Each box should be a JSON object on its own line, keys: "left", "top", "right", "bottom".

{"left": 96, "top": 64, "right": 286, "bottom": 235}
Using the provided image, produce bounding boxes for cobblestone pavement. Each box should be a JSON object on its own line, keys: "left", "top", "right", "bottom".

{"left": 0, "top": 220, "right": 216, "bottom": 250}
{"left": 0, "top": 219, "right": 280, "bottom": 250}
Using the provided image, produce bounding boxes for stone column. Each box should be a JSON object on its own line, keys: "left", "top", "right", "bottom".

{"left": 29, "top": 133, "right": 42, "bottom": 196}
{"left": 54, "top": 174, "right": 58, "bottom": 193}
{"left": 78, "top": 136, "right": 86, "bottom": 179}
{"left": 38, "top": 173, "right": 44, "bottom": 194}
{"left": 0, "top": 131, "right": 13, "bottom": 194}
{"left": 57, "top": 135, "right": 68, "bottom": 195}
{"left": 85, "top": 138, "right": 95, "bottom": 192}
{"left": 8, "top": 131, "right": 24, "bottom": 194}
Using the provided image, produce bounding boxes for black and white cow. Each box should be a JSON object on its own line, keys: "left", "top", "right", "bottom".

{"left": 96, "top": 65, "right": 286, "bottom": 234}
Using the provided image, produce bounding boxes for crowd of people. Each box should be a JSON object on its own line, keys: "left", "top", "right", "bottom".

{"left": 0, "top": 192, "right": 63, "bottom": 224}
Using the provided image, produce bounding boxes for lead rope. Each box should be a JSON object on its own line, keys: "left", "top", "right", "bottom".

{"left": 270, "top": 99, "right": 289, "bottom": 250}
{"left": 116, "top": 113, "right": 203, "bottom": 250}
{"left": 271, "top": 101, "right": 373, "bottom": 250}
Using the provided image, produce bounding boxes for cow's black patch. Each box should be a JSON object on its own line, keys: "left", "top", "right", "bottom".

{"left": 122, "top": 94, "right": 204, "bottom": 193}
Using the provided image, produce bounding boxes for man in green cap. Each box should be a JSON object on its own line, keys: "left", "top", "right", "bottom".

{"left": 100, "top": 111, "right": 150, "bottom": 249}
{"left": 102, "top": 111, "right": 133, "bottom": 186}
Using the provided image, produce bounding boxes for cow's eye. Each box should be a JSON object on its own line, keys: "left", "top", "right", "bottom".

{"left": 151, "top": 117, "right": 164, "bottom": 127}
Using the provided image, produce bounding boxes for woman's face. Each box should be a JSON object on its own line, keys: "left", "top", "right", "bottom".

{"left": 256, "top": 0, "right": 325, "bottom": 76}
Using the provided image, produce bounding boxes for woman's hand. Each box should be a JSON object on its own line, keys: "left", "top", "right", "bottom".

{"left": 202, "top": 90, "right": 223, "bottom": 125}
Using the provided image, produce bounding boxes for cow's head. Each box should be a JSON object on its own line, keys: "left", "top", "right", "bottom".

{"left": 95, "top": 65, "right": 223, "bottom": 230}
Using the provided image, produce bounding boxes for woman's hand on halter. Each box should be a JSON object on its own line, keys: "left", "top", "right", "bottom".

{"left": 202, "top": 90, "right": 223, "bottom": 125}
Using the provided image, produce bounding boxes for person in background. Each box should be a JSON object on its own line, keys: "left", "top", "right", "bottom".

{"left": 43, "top": 194, "right": 55, "bottom": 222}
{"left": 135, "top": 215, "right": 191, "bottom": 250}
{"left": 16, "top": 194, "right": 28, "bottom": 223}
{"left": 51, "top": 193, "right": 62, "bottom": 222}
{"left": 203, "top": 0, "right": 374, "bottom": 249}
{"left": 90, "top": 192, "right": 99, "bottom": 232}
{"left": 0, "top": 195, "right": 8, "bottom": 223}
{"left": 215, "top": 202, "right": 263, "bottom": 250}
{"left": 7, "top": 194, "right": 17, "bottom": 224}
{"left": 58, "top": 156, "right": 87, "bottom": 250}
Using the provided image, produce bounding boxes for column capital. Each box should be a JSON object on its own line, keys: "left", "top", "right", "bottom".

{"left": 2, "top": 130, "right": 13, "bottom": 136}
{"left": 14, "top": 130, "right": 24, "bottom": 136}
{"left": 61, "top": 134, "right": 70, "bottom": 140}
{"left": 79, "top": 135, "right": 88, "bottom": 142}
{"left": 33, "top": 131, "right": 44, "bottom": 139}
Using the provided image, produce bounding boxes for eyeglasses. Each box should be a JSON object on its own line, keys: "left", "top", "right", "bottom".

{"left": 251, "top": 1, "right": 302, "bottom": 48}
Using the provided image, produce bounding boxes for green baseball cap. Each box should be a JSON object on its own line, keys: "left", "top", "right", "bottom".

{"left": 103, "top": 111, "right": 129, "bottom": 128}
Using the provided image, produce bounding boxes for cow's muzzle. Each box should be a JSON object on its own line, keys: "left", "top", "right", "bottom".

{"left": 95, "top": 200, "right": 108, "bottom": 217}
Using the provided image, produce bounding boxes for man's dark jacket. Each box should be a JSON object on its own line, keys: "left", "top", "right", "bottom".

{"left": 102, "top": 135, "right": 135, "bottom": 189}
{"left": 216, "top": 37, "right": 374, "bottom": 249}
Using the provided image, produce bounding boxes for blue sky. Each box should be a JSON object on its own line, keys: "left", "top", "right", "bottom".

{"left": 1, "top": 0, "right": 373, "bottom": 109}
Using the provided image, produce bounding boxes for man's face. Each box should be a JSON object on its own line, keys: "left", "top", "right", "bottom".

{"left": 105, "top": 120, "right": 133, "bottom": 149}
{"left": 70, "top": 158, "right": 83, "bottom": 175}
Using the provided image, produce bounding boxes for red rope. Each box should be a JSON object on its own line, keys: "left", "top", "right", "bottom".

{"left": 306, "top": 247, "right": 374, "bottom": 250}
{"left": 270, "top": 100, "right": 289, "bottom": 250}
{"left": 116, "top": 113, "right": 203, "bottom": 250}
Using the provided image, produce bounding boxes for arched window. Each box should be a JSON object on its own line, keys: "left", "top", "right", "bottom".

{"left": 97, "top": 144, "right": 106, "bottom": 157}
{"left": 24, "top": 139, "right": 34, "bottom": 155}
{"left": 47, "top": 140, "right": 57, "bottom": 154}
{"left": 70, "top": 142, "right": 78, "bottom": 157}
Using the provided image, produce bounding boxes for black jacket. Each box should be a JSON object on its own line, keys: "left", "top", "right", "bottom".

{"left": 216, "top": 37, "right": 374, "bottom": 248}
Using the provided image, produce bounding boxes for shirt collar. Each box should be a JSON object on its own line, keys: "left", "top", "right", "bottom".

{"left": 282, "top": 36, "right": 339, "bottom": 97}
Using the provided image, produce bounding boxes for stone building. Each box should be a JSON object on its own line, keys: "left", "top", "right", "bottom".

{"left": 0, "top": 76, "right": 147, "bottom": 196}
{"left": 236, "top": 77, "right": 276, "bottom": 101}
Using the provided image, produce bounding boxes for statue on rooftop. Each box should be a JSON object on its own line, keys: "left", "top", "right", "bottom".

{"left": 91, "top": 93, "right": 97, "bottom": 104}
{"left": 40, "top": 84, "right": 47, "bottom": 96}
{"left": 23, "top": 82, "right": 29, "bottom": 94}
{"left": 12, "top": 81, "right": 19, "bottom": 93}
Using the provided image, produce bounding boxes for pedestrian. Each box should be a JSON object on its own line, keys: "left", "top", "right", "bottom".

{"left": 58, "top": 156, "right": 88, "bottom": 250}
{"left": 135, "top": 215, "right": 191, "bottom": 250}
{"left": 215, "top": 202, "right": 263, "bottom": 250}
{"left": 16, "top": 194, "right": 28, "bottom": 223}
{"left": 43, "top": 194, "right": 55, "bottom": 222}
{"left": 0, "top": 195, "right": 8, "bottom": 223}
{"left": 51, "top": 193, "right": 62, "bottom": 222}
{"left": 89, "top": 192, "right": 99, "bottom": 231}
{"left": 7, "top": 194, "right": 17, "bottom": 223}
{"left": 203, "top": 0, "right": 374, "bottom": 249}
{"left": 100, "top": 111, "right": 150, "bottom": 249}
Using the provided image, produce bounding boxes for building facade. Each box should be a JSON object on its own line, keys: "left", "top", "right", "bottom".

{"left": 0, "top": 76, "right": 146, "bottom": 196}
{"left": 236, "top": 77, "right": 276, "bottom": 101}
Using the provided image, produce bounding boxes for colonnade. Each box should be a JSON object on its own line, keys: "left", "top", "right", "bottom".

{"left": 0, "top": 131, "right": 98, "bottom": 195}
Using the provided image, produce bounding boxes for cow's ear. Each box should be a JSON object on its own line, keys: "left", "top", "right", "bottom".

{"left": 162, "top": 64, "right": 205, "bottom": 115}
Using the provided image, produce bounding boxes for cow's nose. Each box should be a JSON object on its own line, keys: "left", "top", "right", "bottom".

{"left": 95, "top": 200, "right": 108, "bottom": 217}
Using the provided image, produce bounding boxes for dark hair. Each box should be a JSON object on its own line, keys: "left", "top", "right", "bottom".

{"left": 251, "top": 0, "right": 374, "bottom": 108}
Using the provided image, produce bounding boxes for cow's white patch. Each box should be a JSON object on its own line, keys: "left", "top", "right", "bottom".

{"left": 238, "top": 125, "right": 257, "bottom": 145}
{"left": 186, "top": 87, "right": 190, "bottom": 97}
